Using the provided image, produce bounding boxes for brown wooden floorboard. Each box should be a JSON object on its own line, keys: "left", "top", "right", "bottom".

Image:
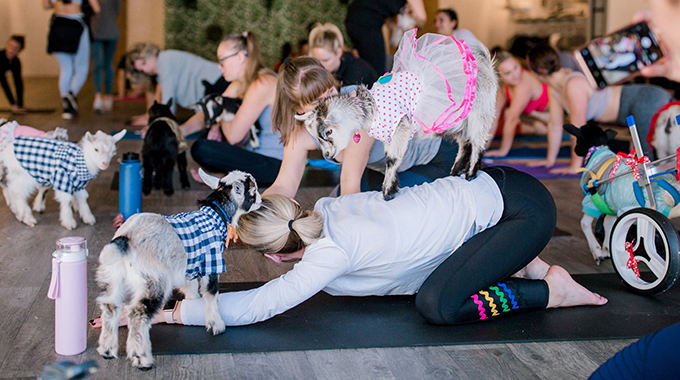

{"left": 0, "top": 78, "right": 647, "bottom": 379}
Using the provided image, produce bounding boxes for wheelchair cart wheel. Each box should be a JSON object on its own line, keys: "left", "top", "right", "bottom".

{"left": 609, "top": 208, "right": 680, "bottom": 295}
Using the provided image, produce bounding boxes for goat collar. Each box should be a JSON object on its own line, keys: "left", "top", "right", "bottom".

{"left": 207, "top": 201, "right": 231, "bottom": 227}
{"left": 584, "top": 145, "right": 608, "bottom": 167}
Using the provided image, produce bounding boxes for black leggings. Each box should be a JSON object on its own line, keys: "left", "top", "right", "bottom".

{"left": 416, "top": 166, "right": 556, "bottom": 325}
{"left": 190, "top": 138, "right": 282, "bottom": 187}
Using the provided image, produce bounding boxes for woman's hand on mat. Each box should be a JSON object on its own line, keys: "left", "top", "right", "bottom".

{"left": 131, "top": 114, "right": 149, "bottom": 127}
{"left": 485, "top": 149, "right": 510, "bottom": 158}
{"left": 90, "top": 306, "right": 176, "bottom": 328}
{"left": 549, "top": 164, "right": 581, "bottom": 175}
{"left": 207, "top": 125, "right": 223, "bottom": 141}
{"left": 525, "top": 159, "right": 555, "bottom": 168}
{"left": 10, "top": 105, "right": 26, "bottom": 114}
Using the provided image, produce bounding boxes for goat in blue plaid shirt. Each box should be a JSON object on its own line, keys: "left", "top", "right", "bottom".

{"left": 95, "top": 170, "right": 261, "bottom": 370}
{"left": 0, "top": 127, "right": 125, "bottom": 229}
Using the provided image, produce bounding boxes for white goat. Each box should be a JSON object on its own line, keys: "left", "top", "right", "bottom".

{"left": 96, "top": 169, "right": 261, "bottom": 370}
{"left": 295, "top": 31, "right": 498, "bottom": 200}
{"left": 0, "top": 126, "right": 125, "bottom": 229}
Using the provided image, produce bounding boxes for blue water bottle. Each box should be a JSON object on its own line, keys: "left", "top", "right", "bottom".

{"left": 119, "top": 152, "right": 142, "bottom": 219}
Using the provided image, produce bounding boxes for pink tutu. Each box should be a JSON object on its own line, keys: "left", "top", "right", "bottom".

{"left": 367, "top": 29, "right": 478, "bottom": 143}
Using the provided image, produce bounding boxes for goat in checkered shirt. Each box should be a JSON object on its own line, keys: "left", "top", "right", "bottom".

{"left": 95, "top": 169, "right": 261, "bottom": 370}
{"left": 0, "top": 122, "right": 125, "bottom": 229}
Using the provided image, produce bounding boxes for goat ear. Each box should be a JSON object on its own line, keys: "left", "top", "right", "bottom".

{"left": 604, "top": 129, "right": 618, "bottom": 141}
{"left": 112, "top": 129, "right": 127, "bottom": 143}
{"left": 84, "top": 131, "right": 94, "bottom": 142}
{"left": 562, "top": 124, "right": 582, "bottom": 138}
{"left": 294, "top": 111, "right": 314, "bottom": 122}
{"left": 198, "top": 168, "right": 220, "bottom": 190}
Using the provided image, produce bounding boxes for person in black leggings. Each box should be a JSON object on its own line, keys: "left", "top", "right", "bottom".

{"left": 417, "top": 166, "right": 600, "bottom": 324}
{"left": 99, "top": 166, "right": 608, "bottom": 327}
{"left": 344, "top": 0, "right": 426, "bottom": 74}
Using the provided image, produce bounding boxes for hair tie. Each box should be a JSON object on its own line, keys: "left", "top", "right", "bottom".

{"left": 288, "top": 219, "right": 295, "bottom": 232}
{"left": 242, "top": 31, "right": 248, "bottom": 38}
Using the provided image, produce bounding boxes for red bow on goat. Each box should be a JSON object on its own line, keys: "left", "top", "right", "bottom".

{"left": 609, "top": 150, "right": 650, "bottom": 180}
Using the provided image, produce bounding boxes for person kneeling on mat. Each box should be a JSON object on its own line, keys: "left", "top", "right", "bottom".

{"left": 91, "top": 166, "right": 607, "bottom": 327}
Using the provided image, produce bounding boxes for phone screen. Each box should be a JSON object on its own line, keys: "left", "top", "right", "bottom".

{"left": 577, "top": 22, "right": 663, "bottom": 88}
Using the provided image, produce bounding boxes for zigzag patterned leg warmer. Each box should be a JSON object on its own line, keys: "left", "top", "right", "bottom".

{"left": 454, "top": 278, "right": 550, "bottom": 323}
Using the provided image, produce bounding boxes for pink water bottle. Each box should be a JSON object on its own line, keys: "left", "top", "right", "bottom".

{"left": 47, "top": 237, "right": 88, "bottom": 356}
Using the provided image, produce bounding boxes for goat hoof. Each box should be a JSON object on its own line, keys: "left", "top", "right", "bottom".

{"left": 130, "top": 354, "right": 155, "bottom": 370}
{"left": 97, "top": 347, "right": 117, "bottom": 359}
{"left": 21, "top": 216, "right": 37, "bottom": 227}
{"left": 61, "top": 219, "right": 77, "bottom": 230}
{"left": 382, "top": 190, "right": 397, "bottom": 201}
{"left": 207, "top": 320, "right": 226, "bottom": 335}
{"left": 137, "top": 364, "right": 154, "bottom": 371}
{"left": 82, "top": 215, "right": 96, "bottom": 225}
{"left": 101, "top": 352, "right": 116, "bottom": 360}
{"left": 163, "top": 188, "right": 174, "bottom": 197}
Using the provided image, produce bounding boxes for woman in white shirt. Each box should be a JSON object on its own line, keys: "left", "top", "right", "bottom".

{"left": 92, "top": 167, "right": 606, "bottom": 328}
{"left": 175, "top": 166, "right": 607, "bottom": 326}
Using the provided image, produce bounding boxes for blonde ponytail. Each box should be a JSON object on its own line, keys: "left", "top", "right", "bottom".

{"left": 236, "top": 194, "right": 324, "bottom": 255}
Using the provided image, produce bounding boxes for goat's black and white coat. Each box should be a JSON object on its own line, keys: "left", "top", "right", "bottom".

{"left": 296, "top": 30, "right": 498, "bottom": 200}
{"left": 96, "top": 169, "right": 261, "bottom": 370}
{"left": 194, "top": 93, "right": 261, "bottom": 148}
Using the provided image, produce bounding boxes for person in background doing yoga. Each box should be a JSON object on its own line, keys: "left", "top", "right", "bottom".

{"left": 526, "top": 45, "right": 673, "bottom": 174}
{"left": 93, "top": 166, "right": 607, "bottom": 328}
{"left": 485, "top": 50, "right": 559, "bottom": 158}
{"left": 0, "top": 35, "right": 26, "bottom": 114}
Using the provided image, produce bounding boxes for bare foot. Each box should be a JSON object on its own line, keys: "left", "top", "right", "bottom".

{"left": 513, "top": 257, "right": 550, "bottom": 279}
{"left": 544, "top": 266, "right": 608, "bottom": 308}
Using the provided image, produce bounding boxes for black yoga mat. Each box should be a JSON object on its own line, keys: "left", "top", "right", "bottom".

{"left": 149, "top": 274, "right": 680, "bottom": 355}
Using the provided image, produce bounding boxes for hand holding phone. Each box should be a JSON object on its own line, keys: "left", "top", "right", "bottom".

{"left": 575, "top": 22, "right": 663, "bottom": 88}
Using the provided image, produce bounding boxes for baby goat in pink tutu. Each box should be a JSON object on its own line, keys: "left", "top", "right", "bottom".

{"left": 296, "top": 29, "right": 498, "bottom": 200}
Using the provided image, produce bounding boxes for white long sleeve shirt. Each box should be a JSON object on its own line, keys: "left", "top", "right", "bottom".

{"left": 182, "top": 172, "right": 503, "bottom": 326}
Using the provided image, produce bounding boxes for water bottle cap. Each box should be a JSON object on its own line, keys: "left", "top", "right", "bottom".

{"left": 122, "top": 152, "right": 140, "bottom": 162}
{"left": 54, "top": 237, "right": 87, "bottom": 262}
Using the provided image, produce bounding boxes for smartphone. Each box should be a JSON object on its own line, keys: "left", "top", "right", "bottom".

{"left": 574, "top": 22, "right": 663, "bottom": 89}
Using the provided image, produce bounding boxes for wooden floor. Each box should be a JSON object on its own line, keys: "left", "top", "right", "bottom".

{"left": 0, "top": 79, "right": 644, "bottom": 379}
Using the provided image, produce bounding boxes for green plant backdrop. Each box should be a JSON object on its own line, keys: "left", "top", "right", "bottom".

{"left": 165, "top": 0, "right": 349, "bottom": 68}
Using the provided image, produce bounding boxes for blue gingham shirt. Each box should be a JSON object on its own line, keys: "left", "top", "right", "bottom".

{"left": 163, "top": 206, "right": 227, "bottom": 279}
{"left": 13, "top": 136, "right": 94, "bottom": 194}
